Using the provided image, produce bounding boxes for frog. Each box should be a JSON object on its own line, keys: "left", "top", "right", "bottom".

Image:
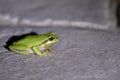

{"left": 9, "top": 32, "right": 59, "bottom": 56}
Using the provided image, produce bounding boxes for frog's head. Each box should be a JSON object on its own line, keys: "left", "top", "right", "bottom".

{"left": 47, "top": 32, "right": 59, "bottom": 44}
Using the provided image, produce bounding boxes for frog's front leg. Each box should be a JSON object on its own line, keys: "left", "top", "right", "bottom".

{"left": 32, "top": 46, "right": 48, "bottom": 56}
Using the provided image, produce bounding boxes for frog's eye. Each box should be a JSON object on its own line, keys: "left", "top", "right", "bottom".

{"left": 49, "top": 37, "right": 54, "bottom": 41}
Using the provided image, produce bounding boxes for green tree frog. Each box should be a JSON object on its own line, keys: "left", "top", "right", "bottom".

{"left": 9, "top": 32, "right": 59, "bottom": 56}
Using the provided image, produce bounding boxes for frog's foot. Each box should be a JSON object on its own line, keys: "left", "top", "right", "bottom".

{"left": 45, "top": 48, "right": 52, "bottom": 53}
{"left": 37, "top": 48, "right": 51, "bottom": 56}
{"left": 43, "top": 48, "right": 53, "bottom": 56}
{"left": 31, "top": 46, "right": 52, "bottom": 56}
{"left": 38, "top": 52, "right": 48, "bottom": 56}
{"left": 32, "top": 50, "right": 48, "bottom": 56}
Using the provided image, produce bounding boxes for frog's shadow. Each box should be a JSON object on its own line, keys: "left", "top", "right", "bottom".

{"left": 5, "top": 32, "right": 38, "bottom": 50}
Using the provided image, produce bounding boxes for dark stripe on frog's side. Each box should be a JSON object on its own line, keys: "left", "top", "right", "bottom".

{"left": 40, "top": 39, "right": 49, "bottom": 45}
{"left": 37, "top": 36, "right": 53, "bottom": 46}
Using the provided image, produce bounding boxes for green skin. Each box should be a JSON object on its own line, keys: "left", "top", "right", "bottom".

{"left": 9, "top": 32, "right": 59, "bottom": 56}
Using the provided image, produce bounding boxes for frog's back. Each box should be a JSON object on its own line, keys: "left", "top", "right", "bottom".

{"left": 14, "top": 34, "right": 48, "bottom": 46}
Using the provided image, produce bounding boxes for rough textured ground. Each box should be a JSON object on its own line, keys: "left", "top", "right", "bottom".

{"left": 0, "top": 26, "right": 120, "bottom": 80}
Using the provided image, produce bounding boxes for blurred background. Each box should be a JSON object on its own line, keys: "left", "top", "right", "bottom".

{"left": 0, "top": 0, "right": 120, "bottom": 80}
{"left": 0, "top": 0, "right": 119, "bottom": 29}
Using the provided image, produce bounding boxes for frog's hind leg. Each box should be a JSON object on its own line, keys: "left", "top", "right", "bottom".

{"left": 9, "top": 44, "right": 32, "bottom": 55}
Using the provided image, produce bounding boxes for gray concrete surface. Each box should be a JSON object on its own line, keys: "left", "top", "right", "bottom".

{"left": 0, "top": 26, "right": 120, "bottom": 80}
{"left": 0, "top": 0, "right": 109, "bottom": 29}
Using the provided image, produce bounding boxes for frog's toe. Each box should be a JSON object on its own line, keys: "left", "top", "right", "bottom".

{"left": 37, "top": 52, "right": 48, "bottom": 56}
